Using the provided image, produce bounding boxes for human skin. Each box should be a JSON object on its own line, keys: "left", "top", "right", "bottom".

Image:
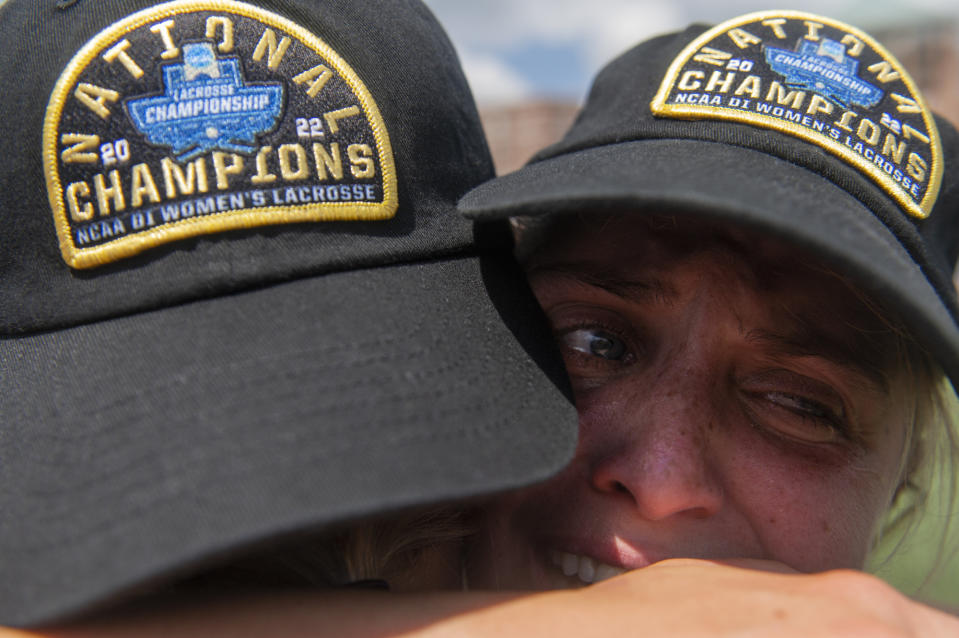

{"left": 5, "top": 560, "right": 958, "bottom": 637}
{"left": 468, "top": 214, "right": 917, "bottom": 590}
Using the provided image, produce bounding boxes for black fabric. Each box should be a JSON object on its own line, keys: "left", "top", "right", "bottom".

{"left": 3, "top": 255, "right": 573, "bottom": 624}
{"left": 1, "top": 0, "right": 495, "bottom": 332}
{"left": 0, "top": 0, "right": 577, "bottom": 626}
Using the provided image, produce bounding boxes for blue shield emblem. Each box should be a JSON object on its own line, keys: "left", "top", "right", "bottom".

{"left": 764, "top": 38, "right": 884, "bottom": 109}
{"left": 127, "top": 43, "right": 284, "bottom": 160}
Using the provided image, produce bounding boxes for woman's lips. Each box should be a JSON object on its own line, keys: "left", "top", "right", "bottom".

{"left": 537, "top": 530, "right": 672, "bottom": 586}
{"left": 549, "top": 549, "right": 628, "bottom": 584}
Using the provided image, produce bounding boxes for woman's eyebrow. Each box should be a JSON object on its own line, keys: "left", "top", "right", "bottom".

{"left": 744, "top": 328, "right": 891, "bottom": 393}
{"left": 526, "top": 261, "right": 675, "bottom": 305}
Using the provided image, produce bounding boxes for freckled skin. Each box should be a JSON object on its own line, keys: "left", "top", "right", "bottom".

{"left": 468, "top": 215, "right": 912, "bottom": 591}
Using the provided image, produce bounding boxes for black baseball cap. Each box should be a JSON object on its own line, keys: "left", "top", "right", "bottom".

{"left": 0, "top": 0, "right": 576, "bottom": 625}
{"left": 460, "top": 10, "right": 959, "bottom": 388}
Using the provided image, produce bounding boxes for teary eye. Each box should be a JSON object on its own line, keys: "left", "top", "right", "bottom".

{"left": 738, "top": 369, "right": 852, "bottom": 446}
{"left": 562, "top": 328, "right": 628, "bottom": 361}
{"left": 765, "top": 392, "right": 835, "bottom": 421}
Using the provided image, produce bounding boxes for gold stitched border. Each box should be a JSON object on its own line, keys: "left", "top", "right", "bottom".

{"left": 650, "top": 10, "right": 943, "bottom": 220}
{"left": 43, "top": 0, "right": 398, "bottom": 269}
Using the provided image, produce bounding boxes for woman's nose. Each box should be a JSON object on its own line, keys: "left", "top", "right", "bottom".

{"left": 586, "top": 369, "right": 725, "bottom": 521}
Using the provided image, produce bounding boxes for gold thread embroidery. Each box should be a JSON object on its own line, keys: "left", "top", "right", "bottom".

{"left": 650, "top": 10, "right": 942, "bottom": 220}
{"left": 43, "top": 0, "right": 398, "bottom": 269}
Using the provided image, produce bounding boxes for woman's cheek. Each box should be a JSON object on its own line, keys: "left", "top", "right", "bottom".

{"left": 721, "top": 422, "right": 890, "bottom": 571}
{"left": 569, "top": 381, "right": 642, "bottom": 445}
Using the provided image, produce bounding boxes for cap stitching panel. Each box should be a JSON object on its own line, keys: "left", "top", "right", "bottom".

{"left": 4, "top": 407, "right": 514, "bottom": 551}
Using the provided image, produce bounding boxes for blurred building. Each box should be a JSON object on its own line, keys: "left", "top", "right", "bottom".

{"left": 479, "top": 101, "right": 578, "bottom": 174}
{"left": 480, "top": 20, "right": 959, "bottom": 176}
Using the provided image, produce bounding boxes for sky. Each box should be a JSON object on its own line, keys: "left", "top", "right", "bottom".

{"left": 423, "top": 0, "right": 959, "bottom": 105}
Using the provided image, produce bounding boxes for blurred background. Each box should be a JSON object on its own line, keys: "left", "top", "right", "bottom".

{"left": 424, "top": 0, "right": 959, "bottom": 173}
{"left": 423, "top": 0, "right": 959, "bottom": 610}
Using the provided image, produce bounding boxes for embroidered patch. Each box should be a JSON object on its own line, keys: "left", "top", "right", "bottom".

{"left": 44, "top": 0, "right": 397, "bottom": 269}
{"left": 650, "top": 11, "right": 942, "bottom": 219}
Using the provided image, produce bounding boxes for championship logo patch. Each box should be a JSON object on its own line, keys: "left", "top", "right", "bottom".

{"left": 44, "top": 0, "right": 397, "bottom": 269}
{"left": 650, "top": 11, "right": 943, "bottom": 219}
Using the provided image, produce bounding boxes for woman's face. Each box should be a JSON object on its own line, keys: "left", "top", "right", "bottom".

{"left": 468, "top": 215, "right": 912, "bottom": 590}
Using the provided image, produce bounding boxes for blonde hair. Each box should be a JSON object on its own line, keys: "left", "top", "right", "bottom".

{"left": 342, "top": 506, "right": 474, "bottom": 587}
{"left": 834, "top": 266, "right": 959, "bottom": 582}
{"left": 162, "top": 505, "right": 473, "bottom": 593}
{"left": 869, "top": 371, "right": 959, "bottom": 591}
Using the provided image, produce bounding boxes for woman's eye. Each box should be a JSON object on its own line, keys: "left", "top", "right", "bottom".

{"left": 738, "top": 369, "right": 851, "bottom": 446}
{"left": 750, "top": 391, "right": 846, "bottom": 444}
{"left": 765, "top": 392, "right": 834, "bottom": 420}
{"left": 560, "top": 328, "right": 629, "bottom": 361}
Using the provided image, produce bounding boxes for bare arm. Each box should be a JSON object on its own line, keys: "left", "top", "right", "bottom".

{"left": 5, "top": 560, "right": 957, "bottom": 638}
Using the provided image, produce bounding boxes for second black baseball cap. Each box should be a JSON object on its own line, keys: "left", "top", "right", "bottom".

{"left": 460, "top": 10, "right": 959, "bottom": 388}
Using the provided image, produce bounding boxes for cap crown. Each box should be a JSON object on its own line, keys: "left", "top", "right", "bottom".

{"left": 535, "top": 15, "right": 959, "bottom": 307}
{"left": 2, "top": 0, "right": 494, "bottom": 334}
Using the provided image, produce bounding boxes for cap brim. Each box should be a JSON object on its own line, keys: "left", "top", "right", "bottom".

{"left": 460, "top": 139, "right": 959, "bottom": 385}
{"left": 1, "top": 253, "right": 576, "bottom": 625}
